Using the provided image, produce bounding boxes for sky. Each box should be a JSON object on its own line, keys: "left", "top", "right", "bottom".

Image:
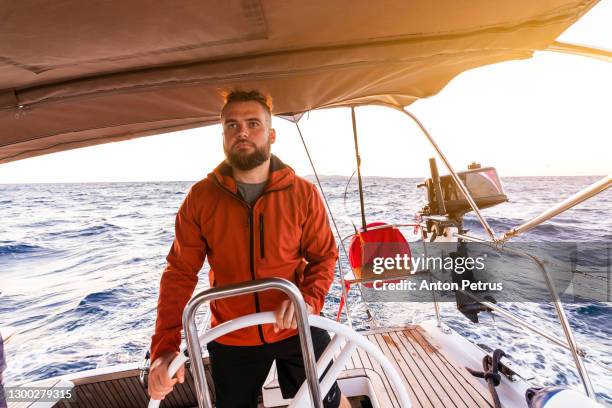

{"left": 0, "top": 3, "right": 610, "bottom": 184}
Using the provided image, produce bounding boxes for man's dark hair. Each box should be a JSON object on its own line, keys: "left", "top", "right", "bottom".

{"left": 221, "top": 90, "right": 273, "bottom": 118}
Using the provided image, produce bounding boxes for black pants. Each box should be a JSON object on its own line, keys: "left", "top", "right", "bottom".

{"left": 207, "top": 327, "right": 342, "bottom": 408}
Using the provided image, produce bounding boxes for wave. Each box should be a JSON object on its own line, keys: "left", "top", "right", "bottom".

{"left": 77, "top": 288, "right": 123, "bottom": 307}
{"left": 20, "top": 219, "right": 65, "bottom": 228}
{"left": 44, "top": 223, "right": 122, "bottom": 239}
{"left": 26, "top": 361, "right": 97, "bottom": 384}
{"left": 573, "top": 303, "right": 612, "bottom": 319}
{"left": 57, "top": 288, "right": 130, "bottom": 332}
{"left": 113, "top": 212, "right": 145, "bottom": 219}
{"left": 77, "top": 223, "right": 123, "bottom": 237}
{"left": 0, "top": 243, "right": 47, "bottom": 255}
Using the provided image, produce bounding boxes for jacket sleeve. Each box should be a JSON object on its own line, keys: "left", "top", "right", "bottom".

{"left": 150, "top": 188, "right": 207, "bottom": 363}
{"left": 299, "top": 184, "right": 338, "bottom": 314}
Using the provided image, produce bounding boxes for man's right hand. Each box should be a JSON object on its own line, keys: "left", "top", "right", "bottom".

{"left": 148, "top": 351, "right": 185, "bottom": 400}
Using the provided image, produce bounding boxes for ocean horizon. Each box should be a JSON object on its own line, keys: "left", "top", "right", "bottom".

{"left": 1, "top": 174, "right": 609, "bottom": 185}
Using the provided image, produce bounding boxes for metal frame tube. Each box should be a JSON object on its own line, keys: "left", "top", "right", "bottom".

{"left": 351, "top": 106, "right": 368, "bottom": 231}
{"left": 503, "top": 176, "right": 611, "bottom": 240}
{"left": 182, "top": 278, "right": 323, "bottom": 408}
{"left": 457, "top": 289, "right": 585, "bottom": 356}
{"left": 398, "top": 108, "right": 497, "bottom": 241}
{"left": 530, "top": 252, "right": 596, "bottom": 398}
{"left": 422, "top": 239, "right": 442, "bottom": 328}
{"left": 337, "top": 244, "right": 354, "bottom": 329}
{"left": 455, "top": 233, "right": 596, "bottom": 398}
{"left": 545, "top": 41, "right": 612, "bottom": 63}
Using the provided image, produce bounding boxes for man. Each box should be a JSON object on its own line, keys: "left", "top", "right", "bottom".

{"left": 148, "top": 90, "right": 349, "bottom": 407}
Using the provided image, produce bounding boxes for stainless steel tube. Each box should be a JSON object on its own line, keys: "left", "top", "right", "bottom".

{"left": 454, "top": 233, "right": 596, "bottom": 398}
{"left": 184, "top": 306, "right": 211, "bottom": 407}
{"left": 337, "top": 244, "right": 354, "bottom": 329}
{"left": 399, "top": 108, "right": 498, "bottom": 241}
{"left": 457, "top": 289, "right": 585, "bottom": 356}
{"left": 182, "top": 278, "right": 323, "bottom": 408}
{"left": 503, "top": 176, "right": 611, "bottom": 240}
{"left": 424, "top": 241, "right": 442, "bottom": 328}
{"left": 546, "top": 41, "right": 612, "bottom": 63}
{"left": 530, "top": 252, "right": 596, "bottom": 398}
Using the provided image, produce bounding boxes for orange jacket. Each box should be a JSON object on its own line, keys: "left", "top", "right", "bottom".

{"left": 150, "top": 156, "right": 338, "bottom": 362}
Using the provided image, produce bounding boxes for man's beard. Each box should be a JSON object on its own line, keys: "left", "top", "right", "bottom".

{"left": 224, "top": 140, "right": 271, "bottom": 171}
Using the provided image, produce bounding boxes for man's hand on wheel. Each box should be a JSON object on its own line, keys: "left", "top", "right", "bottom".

{"left": 148, "top": 351, "right": 185, "bottom": 400}
{"left": 274, "top": 299, "right": 314, "bottom": 332}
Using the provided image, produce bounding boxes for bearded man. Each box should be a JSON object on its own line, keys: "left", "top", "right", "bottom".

{"left": 148, "top": 90, "right": 349, "bottom": 407}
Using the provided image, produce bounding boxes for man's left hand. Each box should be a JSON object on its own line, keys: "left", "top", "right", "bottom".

{"left": 273, "top": 299, "right": 313, "bottom": 332}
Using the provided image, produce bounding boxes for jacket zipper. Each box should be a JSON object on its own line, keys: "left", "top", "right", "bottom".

{"left": 249, "top": 207, "right": 266, "bottom": 344}
{"left": 259, "top": 214, "right": 265, "bottom": 258}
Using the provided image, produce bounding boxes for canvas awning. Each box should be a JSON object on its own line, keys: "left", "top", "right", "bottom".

{"left": 0, "top": 0, "right": 598, "bottom": 164}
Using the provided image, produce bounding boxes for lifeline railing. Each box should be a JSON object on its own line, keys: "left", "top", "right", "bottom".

{"left": 502, "top": 176, "right": 611, "bottom": 241}
{"left": 453, "top": 233, "right": 596, "bottom": 398}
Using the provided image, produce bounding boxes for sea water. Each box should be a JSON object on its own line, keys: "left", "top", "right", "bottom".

{"left": 0, "top": 176, "right": 610, "bottom": 403}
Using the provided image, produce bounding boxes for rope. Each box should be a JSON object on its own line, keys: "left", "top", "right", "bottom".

{"left": 466, "top": 349, "right": 506, "bottom": 408}
{"left": 342, "top": 169, "right": 359, "bottom": 234}
{"left": 293, "top": 119, "right": 348, "bottom": 260}
{"left": 293, "top": 118, "right": 378, "bottom": 328}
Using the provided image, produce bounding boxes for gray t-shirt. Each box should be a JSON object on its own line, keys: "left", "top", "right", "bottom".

{"left": 236, "top": 181, "right": 267, "bottom": 205}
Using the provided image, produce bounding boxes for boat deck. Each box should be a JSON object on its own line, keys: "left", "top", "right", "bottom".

{"left": 12, "top": 326, "right": 493, "bottom": 408}
{"left": 351, "top": 326, "right": 494, "bottom": 408}
{"left": 262, "top": 326, "right": 494, "bottom": 408}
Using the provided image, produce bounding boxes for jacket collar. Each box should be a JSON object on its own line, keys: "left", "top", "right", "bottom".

{"left": 210, "top": 154, "right": 295, "bottom": 194}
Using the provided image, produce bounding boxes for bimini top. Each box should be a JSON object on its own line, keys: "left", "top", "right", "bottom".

{"left": 0, "top": 0, "right": 598, "bottom": 163}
